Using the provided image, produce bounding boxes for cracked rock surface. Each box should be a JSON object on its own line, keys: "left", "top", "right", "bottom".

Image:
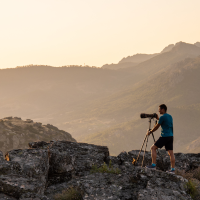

{"left": 0, "top": 140, "right": 199, "bottom": 199}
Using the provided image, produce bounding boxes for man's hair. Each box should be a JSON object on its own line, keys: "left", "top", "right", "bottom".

{"left": 159, "top": 104, "right": 167, "bottom": 112}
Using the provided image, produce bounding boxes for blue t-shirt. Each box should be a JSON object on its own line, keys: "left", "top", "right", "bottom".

{"left": 158, "top": 113, "right": 173, "bottom": 137}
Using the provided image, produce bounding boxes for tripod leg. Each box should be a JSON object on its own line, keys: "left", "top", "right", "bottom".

{"left": 141, "top": 135, "right": 149, "bottom": 167}
{"left": 134, "top": 135, "right": 147, "bottom": 165}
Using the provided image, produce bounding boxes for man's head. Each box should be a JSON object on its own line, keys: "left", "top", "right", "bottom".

{"left": 159, "top": 104, "right": 167, "bottom": 114}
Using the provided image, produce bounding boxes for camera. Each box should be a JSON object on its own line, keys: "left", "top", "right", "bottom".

{"left": 140, "top": 113, "right": 157, "bottom": 119}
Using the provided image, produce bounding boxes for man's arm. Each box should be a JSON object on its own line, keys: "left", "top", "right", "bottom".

{"left": 150, "top": 123, "right": 160, "bottom": 133}
{"left": 146, "top": 123, "right": 160, "bottom": 135}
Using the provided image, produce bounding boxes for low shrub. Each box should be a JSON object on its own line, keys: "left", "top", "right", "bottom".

{"left": 185, "top": 180, "right": 199, "bottom": 199}
{"left": 175, "top": 169, "right": 200, "bottom": 199}
{"left": 54, "top": 186, "right": 83, "bottom": 200}
{"left": 90, "top": 161, "right": 121, "bottom": 174}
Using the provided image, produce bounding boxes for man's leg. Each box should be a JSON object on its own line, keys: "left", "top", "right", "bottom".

{"left": 168, "top": 150, "right": 175, "bottom": 168}
{"left": 146, "top": 138, "right": 162, "bottom": 169}
{"left": 151, "top": 144, "right": 158, "bottom": 164}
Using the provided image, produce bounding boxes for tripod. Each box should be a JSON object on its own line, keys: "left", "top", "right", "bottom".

{"left": 132, "top": 117, "right": 157, "bottom": 167}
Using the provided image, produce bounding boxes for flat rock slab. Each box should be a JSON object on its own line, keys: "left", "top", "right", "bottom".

{"left": 0, "top": 175, "right": 44, "bottom": 198}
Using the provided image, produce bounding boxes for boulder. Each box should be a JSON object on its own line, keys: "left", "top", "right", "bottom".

{"left": 2, "top": 148, "right": 49, "bottom": 197}
{"left": 0, "top": 175, "right": 45, "bottom": 198}
{"left": 29, "top": 140, "right": 109, "bottom": 185}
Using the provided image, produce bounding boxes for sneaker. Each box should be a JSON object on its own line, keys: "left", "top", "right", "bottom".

{"left": 146, "top": 165, "right": 156, "bottom": 170}
{"left": 166, "top": 169, "right": 175, "bottom": 173}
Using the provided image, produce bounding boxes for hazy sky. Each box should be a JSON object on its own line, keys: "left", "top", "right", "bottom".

{"left": 0, "top": 0, "right": 200, "bottom": 69}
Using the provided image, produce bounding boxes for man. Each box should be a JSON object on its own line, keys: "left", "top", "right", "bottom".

{"left": 146, "top": 104, "right": 175, "bottom": 173}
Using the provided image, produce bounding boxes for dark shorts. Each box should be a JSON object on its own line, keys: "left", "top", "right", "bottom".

{"left": 154, "top": 136, "right": 173, "bottom": 151}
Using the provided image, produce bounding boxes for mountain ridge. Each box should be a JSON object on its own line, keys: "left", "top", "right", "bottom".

{"left": 81, "top": 56, "right": 200, "bottom": 154}
{"left": 1, "top": 41, "right": 200, "bottom": 156}
{"left": 102, "top": 41, "right": 200, "bottom": 70}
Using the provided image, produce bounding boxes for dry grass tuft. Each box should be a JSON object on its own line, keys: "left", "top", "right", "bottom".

{"left": 175, "top": 168, "right": 200, "bottom": 199}
{"left": 54, "top": 186, "right": 83, "bottom": 200}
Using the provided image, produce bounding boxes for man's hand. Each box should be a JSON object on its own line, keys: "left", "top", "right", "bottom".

{"left": 156, "top": 114, "right": 159, "bottom": 120}
{"left": 146, "top": 129, "right": 151, "bottom": 136}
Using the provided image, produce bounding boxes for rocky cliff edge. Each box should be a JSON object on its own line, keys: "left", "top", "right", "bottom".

{"left": 0, "top": 140, "right": 199, "bottom": 200}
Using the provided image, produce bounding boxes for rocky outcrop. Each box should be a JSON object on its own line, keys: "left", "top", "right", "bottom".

{"left": 115, "top": 149, "right": 200, "bottom": 173}
{"left": 45, "top": 166, "right": 191, "bottom": 200}
{"left": 0, "top": 140, "right": 199, "bottom": 199}
{"left": 0, "top": 149, "right": 49, "bottom": 198}
{"left": 0, "top": 117, "right": 76, "bottom": 154}
{"left": 5, "top": 149, "right": 49, "bottom": 187}
{"left": 29, "top": 140, "right": 109, "bottom": 185}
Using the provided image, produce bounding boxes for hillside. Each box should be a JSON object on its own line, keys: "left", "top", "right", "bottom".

{"left": 82, "top": 56, "right": 200, "bottom": 155}
{"left": 0, "top": 116, "right": 76, "bottom": 153}
{"left": 0, "top": 65, "right": 132, "bottom": 123}
{"left": 101, "top": 62, "right": 138, "bottom": 70}
{"left": 101, "top": 43, "right": 174, "bottom": 70}
{"left": 123, "top": 42, "right": 200, "bottom": 76}
{"left": 160, "top": 44, "right": 175, "bottom": 53}
{"left": 1, "top": 42, "right": 200, "bottom": 155}
{"left": 56, "top": 42, "right": 200, "bottom": 140}
{"left": 184, "top": 136, "right": 200, "bottom": 153}
{"left": 195, "top": 42, "right": 200, "bottom": 47}
{"left": 101, "top": 42, "right": 193, "bottom": 70}
{"left": 118, "top": 53, "right": 159, "bottom": 63}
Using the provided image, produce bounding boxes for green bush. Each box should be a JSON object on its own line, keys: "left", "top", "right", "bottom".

{"left": 54, "top": 186, "right": 83, "bottom": 200}
{"left": 185, "top": 180, "right": 199, "bottom": 199}
{"left": 175, "top": 169, "right": 200, "bottom": 199}
{"left": 90, "top": 161, "right": 121, "bottom": 174}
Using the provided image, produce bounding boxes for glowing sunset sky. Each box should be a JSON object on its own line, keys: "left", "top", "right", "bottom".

{"left": 0, "top": 0, "right": 200, "bottom": 69}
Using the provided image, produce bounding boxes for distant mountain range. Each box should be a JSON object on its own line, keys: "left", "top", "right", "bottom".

{"left": 102, "top": 42, "right": 200, "bottom": 70}
{"left": 0, "top": 41, "right": 200, "bottom": 155}
{"left": 186, "top": 136, "right": 200, "bottom": 153}
{"left": 84, "top": 55, "right": 200, "bottom": 154}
